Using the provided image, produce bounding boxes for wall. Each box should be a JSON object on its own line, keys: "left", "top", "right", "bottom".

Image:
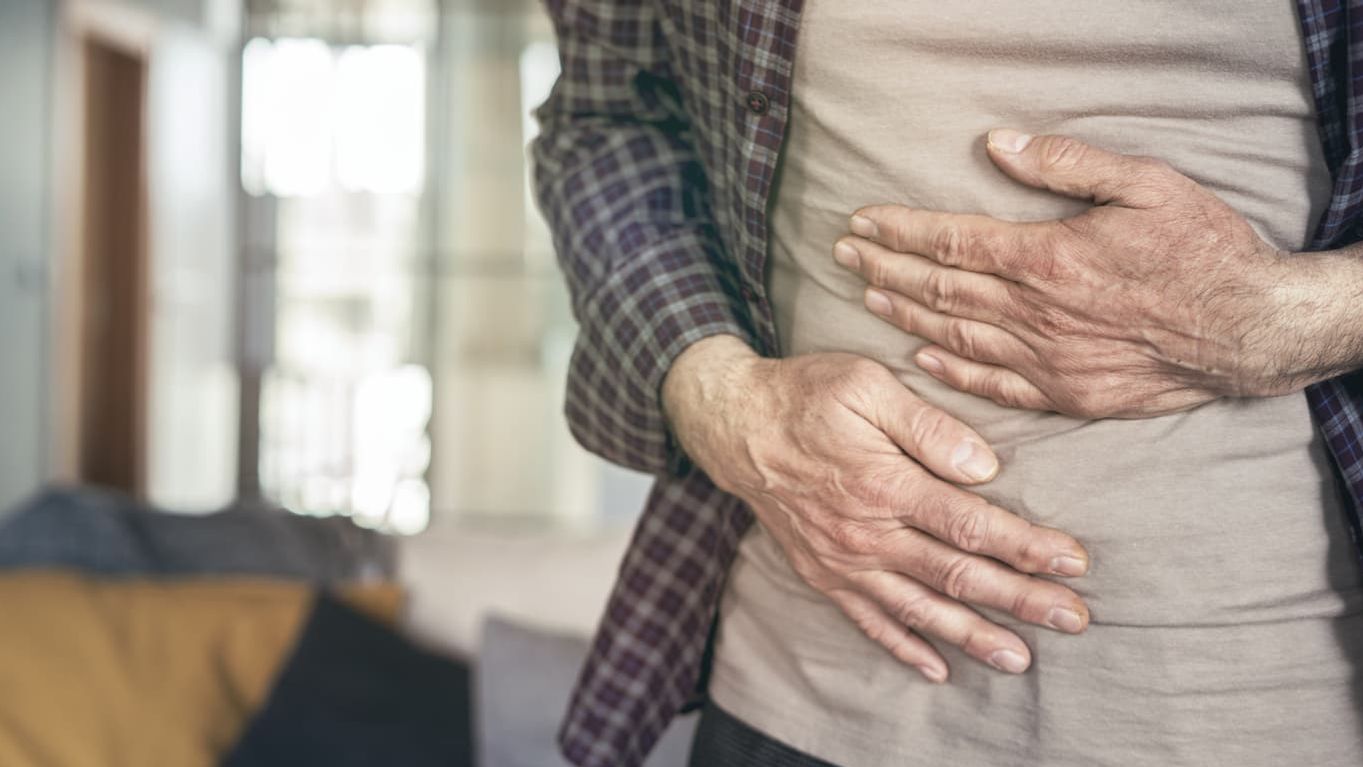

{"left": 143, "top": 27, "right": 239, "bottom": 510}
{"left": 0, "top": 0, "right": 55, "bottom": 512}
{"left": 1, "top": 0, "right": 240, "bottom": 512}
{"left": 429, "top": 4, "right": 653, "bottom": 528}
{"left": 132, "top": 0, "right": 233, "bottom": 33}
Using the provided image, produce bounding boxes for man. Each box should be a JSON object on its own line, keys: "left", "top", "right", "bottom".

{"left": 533, "top": 2, "right": 1363, "bottom": 765}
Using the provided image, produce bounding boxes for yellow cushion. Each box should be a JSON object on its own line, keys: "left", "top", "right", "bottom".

{"left": 0, "top": 570, "right": 402, "bottom": 767}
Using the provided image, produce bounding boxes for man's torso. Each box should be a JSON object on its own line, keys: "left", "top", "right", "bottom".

{"left": 552, "top": 2, "right": 1363, "bottom": 764}
{"left": 709, "top": 2, "right": 1363, "bottom": 764}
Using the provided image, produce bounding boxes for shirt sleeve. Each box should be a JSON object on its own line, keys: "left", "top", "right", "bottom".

{"left": 532, "top": 0, "right": 756, "bottom": 475}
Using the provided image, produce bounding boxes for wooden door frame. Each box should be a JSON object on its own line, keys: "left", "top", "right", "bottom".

{"left": 49, "top": 0, "right": 157, "bottom": 494}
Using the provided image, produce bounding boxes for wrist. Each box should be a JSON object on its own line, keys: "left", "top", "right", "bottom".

{"left": 1242, "top": 248, "right": 1363, "bottom": 395}
{"left": 661, "top": 334, "right": 763, "bottom": 479}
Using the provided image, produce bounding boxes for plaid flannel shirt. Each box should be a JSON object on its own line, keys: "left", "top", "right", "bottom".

{"left": 532, "top": 2, "right": 1363, "bottom": 765}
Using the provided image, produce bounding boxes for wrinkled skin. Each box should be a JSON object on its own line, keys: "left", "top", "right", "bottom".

{"left": 663, "top": 334, "right": 1091, "bottom": 681}
{"left": 837, "top": 130, "right": 1363, "bottom": 418}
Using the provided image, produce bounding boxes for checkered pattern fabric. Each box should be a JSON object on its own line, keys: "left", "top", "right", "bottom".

{"left": 533, "top": 2, "right": 1363, "bottom": 765}
{"left": 1299, "top": 0, "right": 1363, "bottom": 563}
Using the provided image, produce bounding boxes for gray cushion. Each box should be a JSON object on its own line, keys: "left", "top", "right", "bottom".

{"left": 0, "top": 485, "right": 395, "bottom": 582}
{"left": 477, "top": 615, "right": 697, "bottom": 767}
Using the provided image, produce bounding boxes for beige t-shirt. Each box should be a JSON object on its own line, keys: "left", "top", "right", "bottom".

{"left": 708, "top": 2, "right": 1363, "bottom": 765}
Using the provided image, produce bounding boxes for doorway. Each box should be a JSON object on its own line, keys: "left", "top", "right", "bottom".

{"left": 77, "top": 37, "right": 149, "bottom": 497}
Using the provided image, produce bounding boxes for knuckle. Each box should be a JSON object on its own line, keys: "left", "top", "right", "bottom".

{"left": 857, "top": 615, "right": 892, "bottom": 645}
{"left": 888, "top": 592, "right": 937, "bottom": 628}
{"left": 906, "top": 404, "right": 958, "bottom": 452}
{"left": 843, "top": 471, "right": 888, "bottom": 508}
{"left": 826, "top": 359, "right": 881, "bottom": 401}
{"left": 930, "top": 223, "right": 968, "bottom": 266}
{"left": 893, "top": 302, "right": 918, "bottom": 334}
{"left": 866, "top": 251, "right": 891, "bottom": 288}
{"left": 934, "top": 555, "right": 983, "bottom": 601}
{"left": 944, "top": 320, "right": 977, "bottom": 358}
{"left": 1068, "top": 380, "right": 1119, "bottom": 418}
{"left": 829, "top": 519, "right": 881, "bottom": 555}
{"left": 842, "top": 356, "right": 889, "bottom": 386}
{"left": 1038, "top": 136, "right": 1088, "bottom": 173}
{"left": 967, "top": 362, "right": 1001, "bottom": 392}
{"left": 1048, "top": 383, "right": 1088, "bottom": 416}
{"left": 945, "top": 500, "right": 994, "bottom": 553}
{"left": 989, "top": 372, "right": 1034, "bottom": 410}
{"left": 999, "top": 282, "right": 1028, "bottom": 319}
{"left": 1029, "top": 227, "right": 1075, "bottom": 283}
{"left": 848, "top": 607, "right": 911, "bottom": 659}
{"left": 1049, "top": 347, "right": 1086, "bottom": 376}
{"left": 834, "top": 592, "right": 880, "bottom": 630}
{"left": 1013, "top": 532, "right": 1058, "bottom": 573}
{"left": 985, "top": 379, "right": 1023, "bottom": 410}
{"left": 1034, "top": 303, "right": 1078, "bottom": 337}
{"left": 921, "top": 269, "right": 956, "bottom": 312}
{"left": 989, "top": 239, "right": 1022, "bottom": 276}
{"left": 1008, "top": 584, "right": 1051, "bottom": 624}
{"left": 958, "top": 626, "right": 995, "bottom": 657}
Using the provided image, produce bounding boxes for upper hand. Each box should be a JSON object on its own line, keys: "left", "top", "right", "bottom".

{"left": 834, "top": 130, "right": 1306, "bottom": 419}
{"left": 662, "top": 335, "right": 1091, "bottom": 682}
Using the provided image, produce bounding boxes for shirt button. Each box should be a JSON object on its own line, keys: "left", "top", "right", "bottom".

{"left": 745, "top": 90, "right": 770, "bottom": 115}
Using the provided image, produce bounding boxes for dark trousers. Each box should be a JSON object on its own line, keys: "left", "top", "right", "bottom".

{"left": 688, "top": 703, "right": 840, "bottom": 767}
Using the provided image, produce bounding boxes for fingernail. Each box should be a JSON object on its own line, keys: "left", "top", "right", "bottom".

{"left": 833, "top": 241, "right": 860, "bottom": 269}
{"left": 988, "top": 649, "right": 1029, "bottom": 674}
{"left": 1046, "top": 606, "right": 1086, "bottom": 634}
{"left": 850, "top": 214, "right": 878, "bottom": 238}
{"left": 915, "top": 351, "right": 944, "bottom": 374}
{"left": 1049, "top": 555, "right": 1088, "bottom": 577}
{"left": 951, "top": 441, "right": 998, "bottom": 482}
{"left": 864, "top": 289, "right": 893, "bottom": 317}
{"left": 988, "top": 128, "right": 1033, "bottom": 154}
{"left": 918, "top": 665, "right": 948, "bottom": 684}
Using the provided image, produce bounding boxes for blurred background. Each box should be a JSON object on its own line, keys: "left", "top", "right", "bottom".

{"left": 0, "top": 0, "right": 689, "bottom": 764}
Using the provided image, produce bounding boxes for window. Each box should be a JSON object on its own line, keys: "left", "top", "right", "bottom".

{"left": 238, "top": 0, "right": 652, "bottom": 534}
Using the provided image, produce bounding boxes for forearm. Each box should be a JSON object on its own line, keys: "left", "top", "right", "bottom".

{"left": 661, "top": 334, "right": 763, "bottom": 483}
{"left": 533, "top": 0, "right": 755, "bottom": 474}
{"left": 1250, "top": 245, "right": 1363, "bottom": 395}
{"left": 535, "top": 123, "right": 755, "bottom": 473}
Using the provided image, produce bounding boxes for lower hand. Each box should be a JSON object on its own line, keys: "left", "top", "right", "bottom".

{"left": 835, "top": 130, "right": 1363, "bottom": 418}
{"left": 663, "top": 334, "right": 1091, "bottom": 682}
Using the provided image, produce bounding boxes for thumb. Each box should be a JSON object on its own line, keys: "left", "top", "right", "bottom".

{"left": 985, "top": 129, "right": 1170, "bottom": 208}
{"left": 874, "top": 386, "right": 1000, "bottom": 485}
